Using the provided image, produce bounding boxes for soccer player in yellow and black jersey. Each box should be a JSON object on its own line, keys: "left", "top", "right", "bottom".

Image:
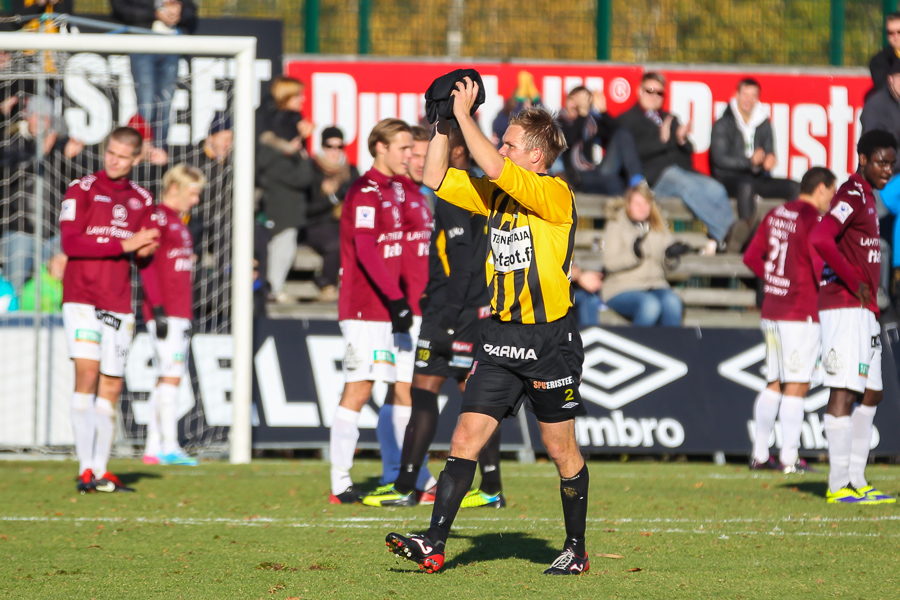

{"left": 386, "top": 76, "right": 590, "bottom": 575}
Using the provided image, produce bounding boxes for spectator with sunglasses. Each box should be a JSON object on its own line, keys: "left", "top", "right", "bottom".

{"left": 308, "top": 126, "right": 359, "bottom": 302}
{"left": 618, "top": 72, "right": 739, "bottom": 254}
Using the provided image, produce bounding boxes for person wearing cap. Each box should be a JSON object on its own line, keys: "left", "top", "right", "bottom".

{"left": 0, "top": 96, "right": 83, "bottom": 293}
{"left": 308, "top": 125, "right": 359, "bottom": 302}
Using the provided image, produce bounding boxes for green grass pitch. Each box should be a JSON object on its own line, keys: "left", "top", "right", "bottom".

{"left": 2, "top": 458, "right": 900, "bottom": 599}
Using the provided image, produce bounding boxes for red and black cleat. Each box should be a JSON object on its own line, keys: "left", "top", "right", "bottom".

{"left": 385, "top": 532, "right": 445, "bottom": 573}
{"left": 77, "top": 468, "right": 96, "bottom": 494}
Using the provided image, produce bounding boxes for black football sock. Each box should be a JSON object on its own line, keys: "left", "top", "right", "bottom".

{"left": 394, "top": 387, "right": 440, "bottom": 494}
{"left": 477, "top": 428, "right": 502, "bottom": 495}
{"left": 425, "top": 456, "right": 477, "bottom": 548}
{"left": 559, "top": 463, "right": 589, "bottom": 556}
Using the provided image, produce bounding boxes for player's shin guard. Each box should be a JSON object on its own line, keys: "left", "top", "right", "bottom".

{"left": 157, "top": 383, "right": 179, "bottom": 455}
{"left": 425, "top": 456, "right": 477, "bottom": 548}
{"left": 330, "top": 406, "right": 361, "bottom": 495}
{"left": 778, "top": 395, "right": 806, "bottom": 467}
{"left": 560, "top": 463, "right": 589, "bottom": 556}
{"left": 752, "top": 388, "right": 782, "bottom": 462}
{"left": 824, "top": 414, "right": 853, "bottom": 493}
{"left": 478, "top": 428, "right": 503, "bottom": 495}
{"left": 70, "top": 392, "right": 95, "bottom": 474}
{"left": 395, "top": 387, "right": 440, "bottom": 494}
{"left": 92, "top": 397, "right": 116, "bottom": 476}
{"left": 849, "top": 404, "right": 877, "bottom": 489}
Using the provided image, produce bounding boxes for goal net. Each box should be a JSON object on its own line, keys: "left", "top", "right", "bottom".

{"left": 0, "top": 30, "right": 256, "bottom": 462}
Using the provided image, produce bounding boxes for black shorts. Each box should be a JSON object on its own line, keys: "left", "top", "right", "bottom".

{"left": 414, "top": 305, "right": 491, "bottom": 380}
{"left": 461, "top": 310, "right": 586, "bottom": 423}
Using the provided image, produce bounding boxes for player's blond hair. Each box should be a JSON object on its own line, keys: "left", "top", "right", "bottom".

{"left": 508, "top": 107, "right": 567, "bottom": 169}
{"left": 163, "top": 164, "right": 207, "bottom": 195}
{"left": 367, "top": 118, "right": 412, "bottom": 157}
{"left": 270, "top": 76, "right": 305, "bottom": 111}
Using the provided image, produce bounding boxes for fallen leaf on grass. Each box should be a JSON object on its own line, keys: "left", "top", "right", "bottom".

{"left": 627, "top": 568, "right": 642, "bottom": 572}
{"left": 598, "top": 554, "right": 625, "bottom": 559}
{"left": 268, "top": 583, "right": 285, "bottom": 594}
{"left": 694, "top": 482, "right": 704, "bottom": 488}
{"left": 640, "top": 532, "right": 653, "bottom": 537}
{"left": 602, "top": 528, "right": 618, "bottom": 532}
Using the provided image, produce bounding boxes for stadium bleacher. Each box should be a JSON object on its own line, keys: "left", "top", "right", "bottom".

{"left": 272, "top": 194, "right": 784, "bottom": 328}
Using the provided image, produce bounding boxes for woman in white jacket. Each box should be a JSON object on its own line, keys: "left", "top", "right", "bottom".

{"left": 601, "top": 181, "right": 687, "bottom": 326}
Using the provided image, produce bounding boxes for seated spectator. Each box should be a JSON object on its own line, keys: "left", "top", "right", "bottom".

{"left": 0, "top": 268, "right": 17, "bottom": 313}
{"left": 618, "top": 72, "right": 739, "bottom": 254}
{"left": 870, "top": 12, "right": 900, "bottom": 91}
{"left": 0, "top": 95, "right": 83, "bottom": 293}
{"left": 308, "top": 126, "right": 358, "bottom": 302}
{"left": 19, "top": 251, "right": 65, "bottom": 312}
{"left": 710, "top": 78, "right": 800, "bottom": 227}
{"left": 570, "top": 263, "right": 603, "bottom": 327}
{"left": 600, "top": 181, "right": 686, "bottom": 327}
{"left": 257, "top": 78, "right": 315, "bottom": 303}
{"left": 558, "top": 85, "right": 643, "bottom": 195}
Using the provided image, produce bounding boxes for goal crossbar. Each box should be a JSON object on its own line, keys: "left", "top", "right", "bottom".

{"left": 0, "top": 33, "right": 257, "bottom": 464}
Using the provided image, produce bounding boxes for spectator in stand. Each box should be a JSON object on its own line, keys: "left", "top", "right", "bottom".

{"left": 111, "top": 0, "right": 197, "bottom": 157}
{"left": 308, "top": 126, "right": 358, "bottom": 302}
{"left": 870, "top": 12, "right": 900, "bottom": 91}
{"left": 710, "top": 78, "right": 800, "bottom": 230}
{"left": 570, "top": 263, "right": 604, "bottom": 327}
{"left": 257, "top": 77, "right": 316, "bottom": 304}
{"left": 558, "top": 85, "right": 643, "bottom": 195}
{"left": 860, "top": 62, "right": 900, "bottom": 311}
{"left": 600, "top": 181, "right": 690, "bottom": 327}
{"left": 0, "top": 95, "right": 83, "bottom": 293}
{"left": 0, "top": 269, "right": 18, "bottom": 313}
{"left": 618, "top": 72, "right": 739, "bottom": 255}
{"left": 20, "top": 251, "right": 66, "bottom": 313}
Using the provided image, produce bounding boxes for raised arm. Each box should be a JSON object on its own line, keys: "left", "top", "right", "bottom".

{"left": 423, "top": 120, "right": 451, "bottom": 191}
{"left": 452, "top": 77, "right": 505, "bottom": 180}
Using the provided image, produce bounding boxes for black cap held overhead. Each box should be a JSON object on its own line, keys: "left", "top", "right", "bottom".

{"left": 424, "top": 68, "right": 486, "bottom": 128}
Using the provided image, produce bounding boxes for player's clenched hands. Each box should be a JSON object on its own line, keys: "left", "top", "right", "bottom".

{"left": 451, "top": 76, "right": 479, "bottom": 123}
{"left": 123, "top": 227, "right": 160, "bottom": 255}
{"left": 854, "top": 282, "right": 871, "bottom": 308}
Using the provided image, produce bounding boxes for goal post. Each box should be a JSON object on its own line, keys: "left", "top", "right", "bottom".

{"left": 0, "top": 32, "right": 256, "bottom": 464}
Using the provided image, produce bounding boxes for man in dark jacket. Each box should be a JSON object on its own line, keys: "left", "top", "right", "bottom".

{"left": 110, "top": 0, "right": 197, "bottom": 154}
{"left": 710, "top": 78, "right": 800, "bottom": 225}
{"left": 870, "top": 12, "right": 900, "bottom": 91}
{"left": 618, "top": 72, "right": 737, "bottom": 253}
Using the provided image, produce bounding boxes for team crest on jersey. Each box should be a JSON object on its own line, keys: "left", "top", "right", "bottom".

{"left": 113, "top": 205, "right": 128, "bottom": 222}
{"left": 392, "top": 180, "right": 406, "bottom": 202}
{"left": 181, "top": 229, "right": 192, "bottom": 245}
{"left": 157, "top": 211, "right": 168, "bottom": 227}
{"left": 128, "top": 198, "right": 142, "bottom": 210}
{"left": 823, "top": 348, "right": 843, "bottom": 376}
{"left": 830, "top": 201, "right": 853, "bottom": 224}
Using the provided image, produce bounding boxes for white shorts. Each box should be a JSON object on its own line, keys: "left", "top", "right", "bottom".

{"left": 340, "top": 320, "right": 397, "bottom": 384}
{"left": 147, "top": 317, "right": 192, "bottom": 379}
{"left": 761, "top": 319, "right": 821, "bottom": 384}
{"left": 63, "top": 302, "right": 135, "bottom": 377}
{"left": 819, "top": 307, "right": 883, "bottom": 393}
{"left": 395, "top": 315, "right": 421, "bottom": 384}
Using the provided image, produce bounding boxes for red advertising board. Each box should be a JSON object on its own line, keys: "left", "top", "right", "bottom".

{"left": 284, "top": 58, "right": 872, "bottom": 181}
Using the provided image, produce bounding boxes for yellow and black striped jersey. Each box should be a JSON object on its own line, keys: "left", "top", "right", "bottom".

{"left": 435, "top": 158, "right": 577, "bottom": 324}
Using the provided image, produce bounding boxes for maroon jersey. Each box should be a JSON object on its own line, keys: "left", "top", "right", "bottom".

{"left": 817, "top": 174, "right": 881, "bottom": 315}
{"left": 141, "top": 204, "right": 194, "bottom": 322}
{"left": 743, "top": 200, "right": 822, "bottom": 322}
{"left": 395, "top": 177, "right": 433, "bottom": 316}
{"left": 338, "top": 168, "right": 405, "bottom": 322}
{"left": 60, "top": 170, "right": 155, "bottom": 314}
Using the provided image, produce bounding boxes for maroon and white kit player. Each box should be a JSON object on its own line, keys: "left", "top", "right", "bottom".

{"left": 743, "top": 167, "right": 836, "bottom": 473}
{"left": 329, "top": 118, "right": 414, "bottom": 504}
{"left": 141, "top": 165, "right": 206, "bottom": 468}
{"left": 810, "top": 129, "right": 897, "bottom": 504}
{"left": 61, "top": 127, "right": 162, "bottom": 494}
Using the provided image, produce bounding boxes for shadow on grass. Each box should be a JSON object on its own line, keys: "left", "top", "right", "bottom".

{"left": 385, "top": 531, "right": 557, "bottom": 574}
{"left": 116, "top": 471, "right": 163, "bottom": 486}
{"left": 779, "top": 480, "right": 829, "bottom": 499}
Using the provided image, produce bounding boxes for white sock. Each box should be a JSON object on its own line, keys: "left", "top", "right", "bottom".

{"left": 144, "top": 387, "right": 161, "bottom": 457}
{"left": 824, "top": 414, "right": 853, "bottom": 493}
{"left": 849, "top": 404, "right": 877, "bottom": 489}
{"left": 752, "top": 388, "right": 782, "bottom": 462}
{"left": 778, "top": 395, "right": 806, "bottom": 467}
{"left": 70, "top": 393, "right": 95, "bottom": 474}
{"left": 93, "top": 397, "right": 116, "bottom": 476}
{"left": 157, "top": 383, "right": 180, "bottom": 455}
{"left": 330, "top": 406, "right": 361, "bottom": 495}
{"left": 392, "top": 404, "right": 412, "bottom": 448}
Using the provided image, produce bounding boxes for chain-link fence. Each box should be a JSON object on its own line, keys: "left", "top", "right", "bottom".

{"left": 70, "top": 0, "right": 894, "bottom": 66}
